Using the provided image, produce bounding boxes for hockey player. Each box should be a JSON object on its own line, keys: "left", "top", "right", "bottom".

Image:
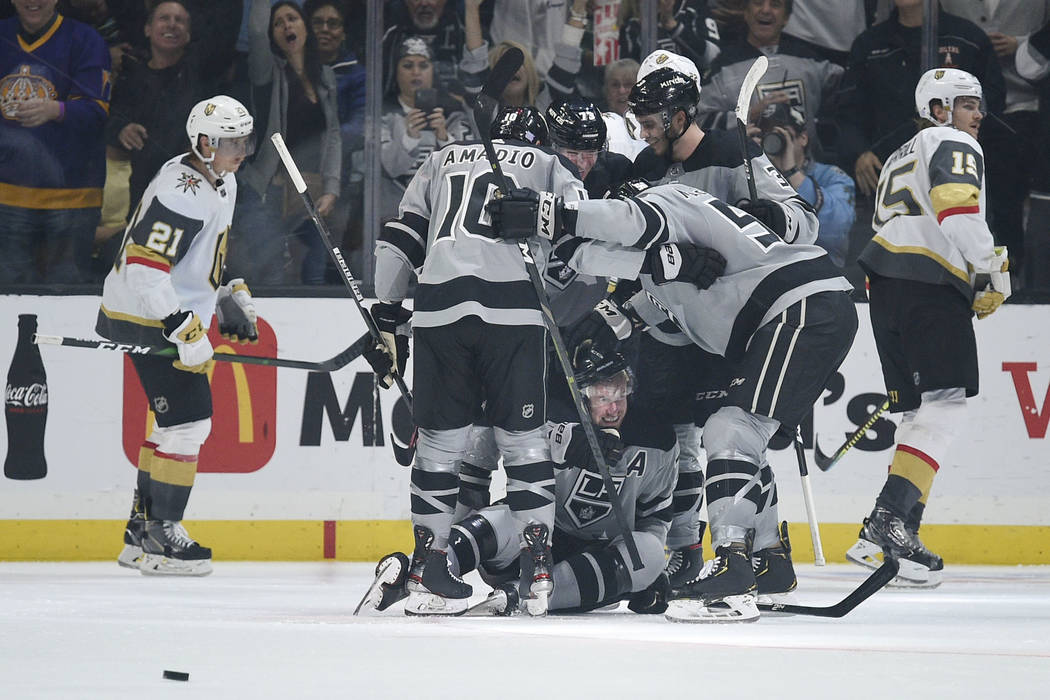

{"left": 846, "top": 69, "right": 1009, "bottom": 588}
{"left": 486, "top": 179, "right": 857, "bottom": 622}
{"left": 98, "top": 96, "right": 257, "bottom": 576}
{"left": 365, "top": 103, "right": 586, "bottom": 616}
{"left": 545, "top": 98, "right": 634, "bottom": 199}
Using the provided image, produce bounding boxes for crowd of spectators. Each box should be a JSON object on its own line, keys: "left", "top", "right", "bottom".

{"left": 1, "top": 0, "right": 1048, "bottom": 294}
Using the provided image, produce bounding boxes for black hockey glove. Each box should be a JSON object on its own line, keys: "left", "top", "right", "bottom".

{"left": 566, "top": 298, "right": 634, "bottom": 368}
{"left": 215, "top": 278, "right": 258, "bottom": 344}
{"left": 645, "top": 242, "right": 726, "bottom": 290}
{"left": 486, "top": 187, "right": 566, "bottom": 241}
{"left": 363, "top": 302, "right": 411, "bottom": 389}
{"left": 736, "top": 198, "right": 788, "bottom": 239}
{"left": 550, "top": 423, "right": 624, "bottom": 471}
{"left": 628, "top": 571, "right": 670, "bottom": 615}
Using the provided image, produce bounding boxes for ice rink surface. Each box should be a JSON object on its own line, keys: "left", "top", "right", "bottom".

{"left": 3, "top": 562, "right": 1048, "bottom": 700}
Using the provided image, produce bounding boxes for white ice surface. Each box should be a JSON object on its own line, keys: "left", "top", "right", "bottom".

{"left": 2, "top": 563, "right": 1048, "bottom": 699}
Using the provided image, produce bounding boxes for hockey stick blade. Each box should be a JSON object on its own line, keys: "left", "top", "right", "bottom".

{"left": 482, "top": 46, "right": 525, "bottom": 102}
{"left": 734, "top": 55, "right": 767, "bottom": 202}
{"left": 814, "top": 398, "right": 890, "bottom": 471}
{"left": 34, "top": 332, "right": 373, "bottom": 372}
{"left": 391, "top": 427, "right": 417, "bottom": 467}
{"left": 758, "top": 558, "right": 899, "bottom": 618}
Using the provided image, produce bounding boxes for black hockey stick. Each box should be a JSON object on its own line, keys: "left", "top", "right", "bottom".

{"left": 477, "top": 47, "right": 642, "bottom": 570}
{"left": 33, "top": 331, "right": 373, "bottom": 372}
{"left": 734, "top": 55, "right": 768, "bottom": 202}
{"left": 271, "top": 133, "right": 415, "bottom": 462}
{"left": 758, "top": 558, "right": 899, "bottom": 618}
{"left": 813, "top": 398, "right": 890, "bottom": 471}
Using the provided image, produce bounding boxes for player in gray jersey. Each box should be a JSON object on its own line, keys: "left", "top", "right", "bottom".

{"left": 445, "top": 350, "right": 678, "bottom": 616}
{"left": 367, "top": 105, "right": 586, "bottom": 616}
{"left": 488, "top": 179, "right": 857, "bottom": 621}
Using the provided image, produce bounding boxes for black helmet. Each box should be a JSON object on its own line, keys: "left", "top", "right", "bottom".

{"left": 628, "top": 67, "right": 699, "bottom": 128}
{"left": 604, "top": 178, "right": 651, "bottom": 200}
{"left": 575, "top": 347, "right": 634, "bottom": 401}
{"left": 489, "top": 105, "right": 549, "bottom": 146}
{"left": 545, "top": 98, "right": 607, "bottom": 151}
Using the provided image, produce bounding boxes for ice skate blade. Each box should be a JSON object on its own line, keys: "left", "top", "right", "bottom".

{"left": 525, "top": 589, "right": 549, "bottom": 617}
{"left": 117, "top": 544, "right": 143, "bottom": 570}
{"left": 756, "top": 590, "right": 796, "bottom": 606}
{"left": 353, "top": 554, "right": 407, "bottom": 615}
{"left": 464, "top": 590, "right": 519, "bottom": 617}
{"left": 403, "top": 591, "right": 468, "bottom": 616}
{"left": 664, "top": 594, "right": 759, "bottom": 623}
{"left": 846, "top": 539, "right": 941, "bottom": 588}
{"left": 139, "top": 553, "right": 212, "bottom": 577}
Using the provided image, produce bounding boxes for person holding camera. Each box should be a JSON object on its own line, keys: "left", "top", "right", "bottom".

{"left": 757, "top": 103, "right": 855, "bottom": 267}
{"left": 381, "top": 36, "right": 470, "bottom": 220}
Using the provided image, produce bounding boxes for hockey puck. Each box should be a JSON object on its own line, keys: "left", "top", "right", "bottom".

{"left": 163, "top": 670, "right": 189, "bottom": 682}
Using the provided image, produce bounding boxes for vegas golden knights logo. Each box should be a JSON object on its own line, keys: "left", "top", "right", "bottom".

{"left": 204, "top": 103, "right": 216, "bottom": 116}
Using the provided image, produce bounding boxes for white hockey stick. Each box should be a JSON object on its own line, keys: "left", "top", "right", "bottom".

{"left": 734, "top": 55, "right": 768, "bottom": 202}
{"left": 794, "top": 426, "right": 826, "bottom": 566}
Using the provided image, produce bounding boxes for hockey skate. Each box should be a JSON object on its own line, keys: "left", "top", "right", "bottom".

{"left": 846, "top": 506, "right": 943, "bottom": 588}
{"left": 353, "top": 552, "right": 410, "bottom": 615}
{"left": 518, "top": 523, "right": 554, "bottom": 616}
{"left": 463, "top": 582, "right": 521, "bottom": 616}
{"left": 139, "top": 520, "right": 212, "bottom": 576}
{"left": 117, "top": 509, "right": 146, "bottom": 570}
{"left": 403, "top": 526, "right": 472, "bottom": 616}
{"left": 665, "top": 541, "right": 704, "bottom": 589}
{"left": 753, "top": 521, "right": 797, "bottom": 604}
{"left": 666, "top": 541, "right": 759, "bottom": 623}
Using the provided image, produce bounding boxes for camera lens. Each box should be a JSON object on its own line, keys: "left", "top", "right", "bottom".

{"left": 762, "top": 132, "right": 785, "bottom": 157}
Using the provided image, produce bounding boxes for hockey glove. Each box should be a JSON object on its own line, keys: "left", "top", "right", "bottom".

{"left": 736, "top": 198, "right": 788, "bottom": 239}
{"left": 628, "top": 572, "right": 670, "bottom": 614}
{"left": 215, "top": 278, "right": 258, "bottom": 343}
{"left": 972, "top": 246, "right": 1011, "bottom": 320}
{"left": 646, "top": 242, "right": 726, "bottom": 290}
{"left": 566, "top": 298, "right": 634, "bottom": 368}
{"left": 486, "top": 188, "right": 565, "bottom": 241}
{"left": 364, "top": 302, "right": 411, "bottom": 389}
{"left": 162, "top": 310, "right": 214, "bottom": 374}
{"left": 550, "top": 423, "right": 624, "bottom": 471}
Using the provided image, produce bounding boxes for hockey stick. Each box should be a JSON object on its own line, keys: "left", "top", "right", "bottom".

{"left": 734, "top": 55, "right": 768, "bottom": 202}
{"left": 33, "top": 332, "right": 372, "bottom": 372}
{"left": 271, "top": 133, "right": 414, "bottom": 463}
{"left": 758, "top": 558, "right": 899, "bottom": 618}
{"left": 794, "top": 426, "right": 826, "bottom": 566}
{"left": 478, "top": 47, "right": 643, "bottom": 570}
{"left": 814, "top": 398, "right": 890, "bottom": 471}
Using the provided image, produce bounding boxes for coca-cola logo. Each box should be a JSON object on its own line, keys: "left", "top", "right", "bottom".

{"left": 5, "top": 382, "right": 48, "bottom": 407}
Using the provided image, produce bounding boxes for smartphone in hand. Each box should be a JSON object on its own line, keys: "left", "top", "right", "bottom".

{"left": 414, "top": 88, "right": 438, "bottom": 129}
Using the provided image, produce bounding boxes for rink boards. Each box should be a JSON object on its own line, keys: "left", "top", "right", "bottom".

{"left": 1, "top": 295, "right": 1048, "bottom": 564}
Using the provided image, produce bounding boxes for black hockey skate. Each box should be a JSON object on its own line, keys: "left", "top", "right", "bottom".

{"left": 846, "top": 506, "right": 943, "bottom": 588}
{"left": 519, "top": 523, "right": 554, "bottom": 616}
{"left": 404, "top": 526, "right": 473, "bottom": 616}
{"left": 464, "top": 582, "right": 521, "bottom": 616}
{"left": 140, "top": 520, "right": 212, "bottom": 576}
{"left": 353, "top": 552, "right": 411, "bottom": 615}
{"left": 118, "top": 508, "right": 146, "bottom": 570}
{"left": 665, "top": 541, "right": 704, "bottom": 589}
{"left": 753, "top": 521, "right": 797, "bottom": 603}
{"left": 666, "top": 541, "right": 758, "bottom": 623}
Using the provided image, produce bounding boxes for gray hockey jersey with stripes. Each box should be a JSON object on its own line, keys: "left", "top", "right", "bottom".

{"left": 548, "top": 411, "right": 678, "bottom": 543}
{"left": 565, "top": 182, "right": 852, "bottom": 359}
{"left": 375, "top": 139, "right": 586, "bottom": 328}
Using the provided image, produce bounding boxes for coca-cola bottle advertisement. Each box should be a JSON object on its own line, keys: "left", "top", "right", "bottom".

{"left": 5, "top": 314, "right": 48, "bottom": 479}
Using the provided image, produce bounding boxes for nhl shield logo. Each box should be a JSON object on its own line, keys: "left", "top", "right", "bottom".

{"left": 153, "top": 396, "right": 169, "bottom": 414}
{"left": 522, "top": 403, "right": 534, "bottom": 419}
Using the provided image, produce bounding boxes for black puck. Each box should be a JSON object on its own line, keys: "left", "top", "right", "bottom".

{"left": 163, "top": 670, "right": 190, "bottom": 681}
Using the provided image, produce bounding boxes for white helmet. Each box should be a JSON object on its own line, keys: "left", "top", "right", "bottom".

{"left": 186, "top": 95, "right": 254, "bottom": 170}
{"left": 637, "top": 49, "right": 701, "bottom": 93}
{"left": 914, "top": 68, "right": 982, "bottom": 126}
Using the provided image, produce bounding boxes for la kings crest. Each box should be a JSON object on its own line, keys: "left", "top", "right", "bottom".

{"left": 565, "top": 453, "right": 646, "bottom": 529}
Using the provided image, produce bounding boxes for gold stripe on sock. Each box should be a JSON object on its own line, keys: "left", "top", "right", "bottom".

{"left": 888, "top": 445, "right": 938, "bottom": 502}
{"left": 137, "top": 441, "right": 156, "bottom": 475}
{"left": 150, "top": 451, "right": 198, "bottom": 488}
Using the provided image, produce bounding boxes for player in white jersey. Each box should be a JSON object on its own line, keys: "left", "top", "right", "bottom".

{"left": 487, "top": 175, "right": 857, "bottom": 622}
{"left": 97, "top": 96, "right": 256, "bottom": 576}
{"left": 847, "top": 69, "right": 1010, "bottom": 588}
{"left": 366, "top": 105, "right": 586, "bottom": 616}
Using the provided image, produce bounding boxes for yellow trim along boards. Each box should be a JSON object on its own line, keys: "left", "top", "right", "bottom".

{"left": 1, "top": 521, "right": 1048, "bottom": 565}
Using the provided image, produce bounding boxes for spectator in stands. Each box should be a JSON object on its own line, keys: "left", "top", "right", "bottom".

{"left": 61, "top": 0, "right": 135, "bottom": 76}
{"left": 0, "top": 0, "right": 111, "bottom": 284}
{"left": 1016, "top": 22, "right": 1050, "bottom": 290}
{"left": 756, "top": 102, "right": 854, "bottom": 266}
{"left": 619, "top": 0, "right": 720, "bottom": 72}
{"left": 602, "top": 57, "right": 639, "bottom": 116}
{"left": 382, "top": 0, "right": 464, "bottom": 96}
{"left": 488, "top": 0, "right": 565, "bottom": 80}
{"left": 237, "top": 0, "right": 341, "bottom": 284}
{"left": 696, "top": 0, "right": 843, "bottom": 158}
{"left": 782, "top": 0, "right": 870, "bottom": 67}
{"left": 380, "top": 36, "right": 469, "bottom": 219}
{"left": 305, "top": 0, "right": 365, "bottom": 281}
{"left": 107, "top": 1, "right": 222, "bottom": 218}
{"left": 941, "top": 0, "right": 1050, "bottom": 282}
